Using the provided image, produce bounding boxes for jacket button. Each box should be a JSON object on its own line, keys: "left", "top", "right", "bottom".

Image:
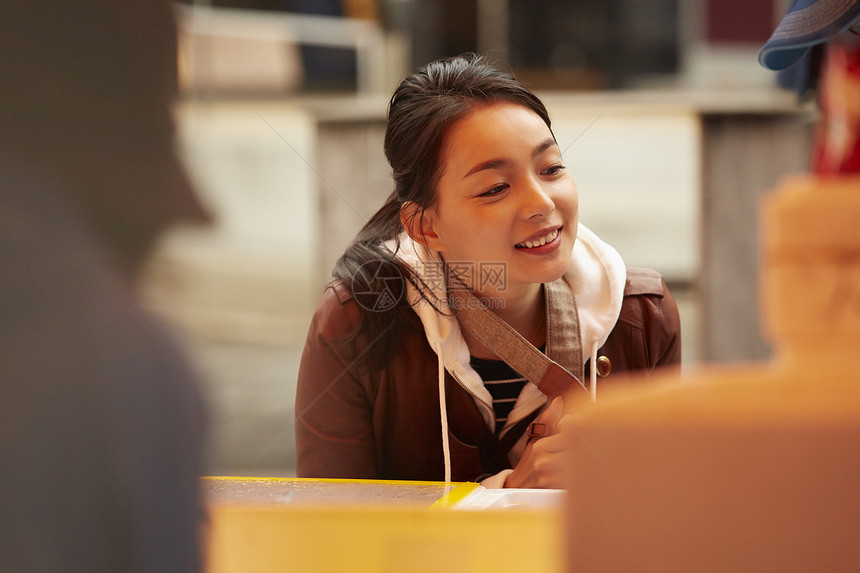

{"left": 596, "top": 356, "right": 612, "bottom": 377}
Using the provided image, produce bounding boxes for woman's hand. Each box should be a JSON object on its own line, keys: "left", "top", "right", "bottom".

{"left": 505, "top": 396, "right": 570, "bottom": 489}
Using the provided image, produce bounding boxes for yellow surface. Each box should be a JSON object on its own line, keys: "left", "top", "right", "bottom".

{"left": 202, "top": 476, "right": 480, "bottom": 508}
{"left": 204, "top": 478, "right": 564, "bottom": 573}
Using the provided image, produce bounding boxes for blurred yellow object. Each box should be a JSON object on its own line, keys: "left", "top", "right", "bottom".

{"left": 204, "top": 477, "right": 564, "bottom": 573}
{"left": 565, "top": 175, "right": 860, "bottom": 572}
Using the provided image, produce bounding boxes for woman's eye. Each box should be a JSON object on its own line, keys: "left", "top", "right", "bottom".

{"left": 542, "top": 164, "right": 566, "bottom": 176}
{"left": 480, "top": 184, "right": 508, "bottom": 197}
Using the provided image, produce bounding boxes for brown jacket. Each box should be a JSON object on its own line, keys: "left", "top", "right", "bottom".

{"left": 295, "top": 268, "right": 681, "bottom": 482}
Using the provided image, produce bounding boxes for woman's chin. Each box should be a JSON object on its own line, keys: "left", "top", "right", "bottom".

{"left": 515, "top": 261, "right": 570, "bottom": 286}
{"left": 543, "top": 245, "right": 574, "bottom": 280}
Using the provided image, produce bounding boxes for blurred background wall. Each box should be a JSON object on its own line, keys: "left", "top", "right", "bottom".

{"left": 144, "top": 0, "right": 812, "bottom": 475}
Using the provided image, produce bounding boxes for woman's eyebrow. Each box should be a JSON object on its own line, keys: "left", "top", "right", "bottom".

{"left": 462, "top": 138, "right": 558, "bottom": 179}
{"left": 533, "top": 138, "right": 557, "bottom": 156}
{"left": 463, "top": 158, "right": 509, "bottom": 179}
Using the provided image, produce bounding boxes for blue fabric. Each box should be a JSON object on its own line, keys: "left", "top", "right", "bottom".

{"left": 759, "top": 0, "right": 860, "bottom": 70}
{"left": 775, "top": 45, "right": 824, "bottom": 99}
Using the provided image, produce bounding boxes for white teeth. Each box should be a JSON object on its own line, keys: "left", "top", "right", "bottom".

{"left": 518, "top": 228, "right": 558, "bottom": 249}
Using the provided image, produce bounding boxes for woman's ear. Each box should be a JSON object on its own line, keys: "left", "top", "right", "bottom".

{"left": 400, "top": 201, "right": 445, "bottom": 252}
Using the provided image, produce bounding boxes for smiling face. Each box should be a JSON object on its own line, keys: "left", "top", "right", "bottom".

{"left": 416, "top": 101, "right": 578, "bottom": 300}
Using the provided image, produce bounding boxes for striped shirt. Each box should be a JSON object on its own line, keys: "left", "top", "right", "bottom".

{"left": 469, "top": 355, "right": 528, "bottom": 434}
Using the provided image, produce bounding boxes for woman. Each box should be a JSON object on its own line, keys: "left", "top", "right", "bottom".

{"left": 295, "top": 54, "right": 681, "bottom": 488}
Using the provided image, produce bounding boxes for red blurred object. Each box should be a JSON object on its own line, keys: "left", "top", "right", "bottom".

{"left": 811, "top": 40, "right": 860, "bottom": 174}
{"left": 705, "top": 0, "right": 774, "bottom": 43}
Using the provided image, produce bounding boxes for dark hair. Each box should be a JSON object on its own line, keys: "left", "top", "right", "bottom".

{"left": 333, "top": 53, "right": 553, "bottom": 371}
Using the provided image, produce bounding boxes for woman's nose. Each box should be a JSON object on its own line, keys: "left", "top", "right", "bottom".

{"left": 520, "top": 178, "right": 555, "bottom": 219}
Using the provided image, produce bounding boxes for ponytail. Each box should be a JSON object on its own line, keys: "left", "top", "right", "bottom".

{"left": 332, "top": 193, "right": 411, "bottom": 372}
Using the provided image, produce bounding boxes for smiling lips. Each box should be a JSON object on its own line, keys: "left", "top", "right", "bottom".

{"left": 515, "top": 227, "right": 560, "bottom": 249}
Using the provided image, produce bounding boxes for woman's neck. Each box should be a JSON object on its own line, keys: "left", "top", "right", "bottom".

{"left": 462, "top": 282, "right": 546, "bottom": 360}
